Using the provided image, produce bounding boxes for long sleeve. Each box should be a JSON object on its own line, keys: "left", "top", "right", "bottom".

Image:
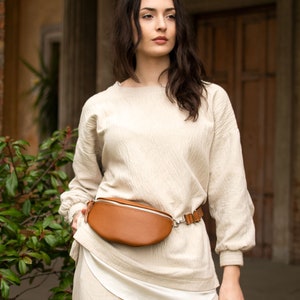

{"left": 58, "top": 82, "right": 255, "bottom": 291}
{"left": 59, "top": 101, "right": 103, "bottom": 223}
{"left": 207, "top": 87, "right": 255, "bottom": 267}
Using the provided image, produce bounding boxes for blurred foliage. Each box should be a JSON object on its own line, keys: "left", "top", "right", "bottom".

{"left": 0, "top": 128, "right": 77, "bottom": 300}
{"left": 21, "top": 45, "right": 60, "bottom": 140}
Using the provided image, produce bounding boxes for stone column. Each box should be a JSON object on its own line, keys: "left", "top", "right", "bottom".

{"left": 2, "top": 0, "right": 19, "bottom": 137}
{"left": 0, "top": 0, "right": 4, "bottom": 135}
{"left": 273, "top": 0, "right": 294, "bottom": 264}
{"left": 59, "top": 0, "right": 97, "bottom": 130}
{"left": 97, "top": 0, "right": 116, "bottom": 91}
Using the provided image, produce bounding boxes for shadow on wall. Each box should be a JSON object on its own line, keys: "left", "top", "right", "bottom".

{"left": 10, "top": 259, "right": 62, "bottom": 300}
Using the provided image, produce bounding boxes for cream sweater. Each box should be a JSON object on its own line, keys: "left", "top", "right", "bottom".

{"left": 59, "top": 82, "right": 255, "bottom": 291}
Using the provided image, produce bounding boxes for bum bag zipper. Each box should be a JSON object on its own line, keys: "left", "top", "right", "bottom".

{"left": 97, "top": 199, "right": 173, "bottom": 221}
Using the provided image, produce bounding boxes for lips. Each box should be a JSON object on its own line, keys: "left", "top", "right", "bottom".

{"left": 152, "top": 36, "right": 169, "bottom": 45}
{"left": 153, "top": 36, "right": 168, "bottom": 42}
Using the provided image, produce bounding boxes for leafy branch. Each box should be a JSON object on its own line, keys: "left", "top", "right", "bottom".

{"left": 0, "top": 128, "right": 77, "bottom": 300}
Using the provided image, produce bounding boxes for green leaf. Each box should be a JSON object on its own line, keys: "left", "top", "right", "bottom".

{"left": 18, "top": 259, "right": 28, "bottom": 275}
{"left": 44, "top": 189, "right": 59, "bottom": 196}
{"left": 27, "top": 252, "right": 42, "bottom": 260}
{"left": 0, "top": 129, "right": 77, "bottom": 297}
{"left": 22, "top": 200, "right": 32, "bottom": 216}
{"left": 12, "top": 139, "right": 30, "bottom": 148}
{"left": 51, "top": 176, "right": 59, "bottom": 188}
{"left": 40, "top": 138, "right": 55, "bottom": 150}
{"left": 0, "top": 279, "right": 10, "bottom": 299}
{"left": 56, "top": 170, "right": 68, "bottom": 181}
{"left": 0, "top": 203, "right": 10, "bottom": 209}
{"left": 0, "top": 208, "right": 22, "bottom": 217}
{"left": 14, "top": 147, "right": 24, "bottom": 159}
{"left": 0, "top": 216, "right": 19, "bottom": 233}
{"left": 2, "top": 250, "right": 19, "bottom": 257}
{"left": 40, "top": 251, "right": 51, "bottom": 265}
{"left": 0, "top": 268, "right": 20, "bottom": 285}
{"left": 22, "top": 153, "right": 35, "bottom": 161}
{"left": 37, "top": 182, "right": 44, "bottom": 192}
{"left": 45, "top": 235, "right": 57, "bottom": 247}
{"left": 27, "top": 169, "right": 40, "bottom": 178}
{"left": 50, "top": 292, "right": 71, "bottom": 300}
{"left": 49, "top": 222, "right": 63, "bottom": 230}
{"left": 20, "top": 57, "right": 42, "bottom": 78}
{"left": 0, "top": 142, "right": 6, "bottom": 153}
{"left": 0, "top": 216, "right": 9, "bottom": 224}
{"left": 26, "top": 236, "right": 39, "bottom": 249}
{"left": 64, "top": 152, "right": 74, "bottom": 161}
{"left": 23, "top": 256, "right": 33, "bottom": 265}
{"left": 43, "top": 216, "right": 54, "bottom": 228}
{"left": 5, "top": 172, "right": 18, "bottom": 197}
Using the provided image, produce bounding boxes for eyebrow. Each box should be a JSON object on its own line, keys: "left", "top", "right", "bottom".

{"left": 140, "top": 7, "right": 175, "bottom": 12}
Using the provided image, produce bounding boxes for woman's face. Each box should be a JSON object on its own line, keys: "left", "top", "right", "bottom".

{"left": 133, "top": 0, "right": 176, "bottom": 60}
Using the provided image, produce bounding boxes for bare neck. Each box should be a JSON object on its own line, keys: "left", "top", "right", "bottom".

{"left": 134, "top": 56, "right": 170, "bottom": 87}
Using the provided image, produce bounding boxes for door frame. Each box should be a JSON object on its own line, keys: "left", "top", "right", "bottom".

{"left": 185, "top": 0, "right": 294, "bottom": 263}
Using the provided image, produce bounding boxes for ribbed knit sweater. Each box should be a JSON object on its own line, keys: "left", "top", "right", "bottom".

{"left": 59, "top": 82, "right": 255, "bottom": 291}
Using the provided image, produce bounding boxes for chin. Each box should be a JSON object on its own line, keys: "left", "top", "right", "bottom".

{"left": 149, "top": 49, "right": 173, "bottom": 58}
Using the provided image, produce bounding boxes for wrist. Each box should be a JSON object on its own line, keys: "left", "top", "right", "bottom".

{"left": 220, "top": 250, "right": 243, "bottom": 267}
{"left": 222, "top": 265, "right": 241, "bottom": 284}
{"left": 68, "top": 203, "right": 87, "bottom": 223}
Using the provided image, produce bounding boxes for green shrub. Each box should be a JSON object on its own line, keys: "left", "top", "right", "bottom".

{"left": 0, "top": 128, "right": 77, "bottom": 300}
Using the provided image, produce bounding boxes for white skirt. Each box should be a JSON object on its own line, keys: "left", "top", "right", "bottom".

{"left": 73, "top": 245, "right": 218, "bottom": 300}
{"left": 72, "top": 246, "right": 120, "bottom": 299}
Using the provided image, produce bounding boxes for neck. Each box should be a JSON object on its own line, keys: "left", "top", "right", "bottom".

{"left": 134, "top": 55, "right": 170, "bottom": 87}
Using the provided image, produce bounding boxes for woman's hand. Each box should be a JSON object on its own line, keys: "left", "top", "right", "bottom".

{"left": 219, "top": 265, "right": 244, "bottom": 300}
{"left": 71, "top": 209, "right": 86, "bottom": 234}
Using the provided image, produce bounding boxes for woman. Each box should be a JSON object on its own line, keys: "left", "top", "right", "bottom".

{"left": 59, "top": 0, "right": 255, "bottom": 299}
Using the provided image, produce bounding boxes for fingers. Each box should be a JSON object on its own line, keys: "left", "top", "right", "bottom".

{"left": 71, "top": 209, "right": 88, "bottom": 234}
{"left": 71, "top": 211, "right": 82, "bottom": 234}
{"left": 81, "top": 208, "right": 88, "bottom": 223}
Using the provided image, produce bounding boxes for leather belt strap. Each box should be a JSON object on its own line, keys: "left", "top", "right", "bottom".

{"left": 86, "top": 198, "right": 204, "bottom": 227}
{"left": 183, "top": 206, "right": 204, "bottom": 225}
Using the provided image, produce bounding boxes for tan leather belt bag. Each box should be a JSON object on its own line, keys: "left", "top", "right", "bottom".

{"left": 86, "top": 197, "right": 203, "bottom": 247}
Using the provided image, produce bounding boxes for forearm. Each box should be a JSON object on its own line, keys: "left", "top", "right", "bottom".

{"left": 222, "top": 265, "right": 241, "bottom": 284}
{"left": 219, "top": 265, "right": 244, "bottom": 300}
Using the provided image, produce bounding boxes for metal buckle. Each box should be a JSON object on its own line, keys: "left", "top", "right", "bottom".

{"left": 173, "top": 217, "right": 186, "bottom": 228}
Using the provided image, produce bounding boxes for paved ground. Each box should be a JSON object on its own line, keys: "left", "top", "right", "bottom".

{"left": 10, "top": 256, "right": 300, "bottom": 299}
{"left": 215, "top": 256, "right": 300, "bottom": 300}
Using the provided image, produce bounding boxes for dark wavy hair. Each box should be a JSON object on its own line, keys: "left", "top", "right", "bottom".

{"left": 112, "top": 0, "right": 207, "bottom": 120}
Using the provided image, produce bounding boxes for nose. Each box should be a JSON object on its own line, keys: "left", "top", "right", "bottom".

{"left": 156, "top": 16, "right": 167, "bottom": 32}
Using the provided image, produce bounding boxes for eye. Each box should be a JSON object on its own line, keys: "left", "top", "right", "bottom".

{"left": 141, "top": 13, "right": 153, "bottom": 19}
{"left": 166, "top": 14, "right": 176, "bottom": 20}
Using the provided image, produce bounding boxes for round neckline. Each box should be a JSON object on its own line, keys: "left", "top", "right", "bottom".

{"left": 115, "top": 81, "right": 166, "bottom": 89}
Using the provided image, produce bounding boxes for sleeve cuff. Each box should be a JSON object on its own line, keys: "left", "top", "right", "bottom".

{"left": 220, "top": 250, "right": 244, "bottom": 267}
{"left": 68, "top": 202, "right": 87, "bottom": 223}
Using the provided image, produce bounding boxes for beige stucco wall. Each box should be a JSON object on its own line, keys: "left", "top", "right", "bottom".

{"left": 6, "top": 0, "right": 63, "bottom": 151}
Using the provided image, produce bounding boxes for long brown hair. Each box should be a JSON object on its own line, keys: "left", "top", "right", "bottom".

{"left": 112, "top": 0, "right": 207, "bottom": 121}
